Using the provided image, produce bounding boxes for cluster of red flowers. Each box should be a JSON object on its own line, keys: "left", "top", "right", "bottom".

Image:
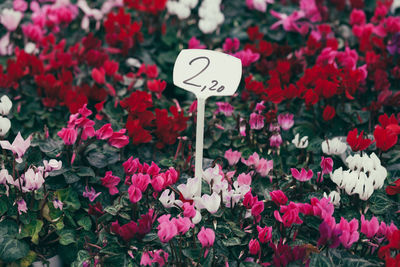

{"left": 124, "top": 0, "right": 168, "bottom": 14}
{"left": 104, "top": 8, "right": 143, "bottom": 55}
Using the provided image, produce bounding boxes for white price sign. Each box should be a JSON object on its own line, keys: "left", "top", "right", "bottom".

{"left": 173, "top": 49, "right": 242, "bottom": 99}
{"left": 173, "top": 49, "right": 242, "bottom": 196}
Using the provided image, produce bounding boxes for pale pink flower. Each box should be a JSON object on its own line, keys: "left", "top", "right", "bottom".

{"left": 270, "top": 10, "right": 308, "bottom": 35}
{"left": 237, "top": 172, "right": 252, "bottom": 186}
{"left": 0, "top": 132, "right": 31, "bottom": 163}
{"left": 0, "top": 33, "right": 12, "bottom": 56}
{"left": 241, "top": 152, "right": 260, "bottom": 167}
{"left": 256, "top": 158, "right": 273, "bottom": 177}
{"left": 83, "top": 186, "right": 101, "bottom": 202}
{"left": 249, "top": 113, "right": 264, "bottom": 130}
{"left": 53, "top": 199, "right": 63, "bottom": 210}
{"left": 277, "top": 113, "right": 294, "bottom": 130}
{"left": 239, "top": 118, "right": 247, "bottom": 136}
{"left": 17, "top": 199, "right": 27, "bottom": 215}
{"left": 188, "top": 37, "right": 206, "bottom": 49}
{"left": 233, "top": 49, "right": 260, "bottom": 67}
{"left": 0, "top": 9, "right": 23, "bottom": 32}
{"left": 291, "top": 168, "right": 313, "bottom": 182}
{"left": 23, "top": 168, "right": 45, "bottom": 192}
{"left": 246, "top": 0, "right": 274, "bottom": 12}
{"left": 224, "top": 149, "right": 242, "bottom": 166}
{"left": 13, "top": 0, "right": 28, "bottom": 12}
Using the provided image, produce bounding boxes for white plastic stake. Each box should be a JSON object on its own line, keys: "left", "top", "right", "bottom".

{"left": 173, "top": 49, "right": 242, "bottom": 196}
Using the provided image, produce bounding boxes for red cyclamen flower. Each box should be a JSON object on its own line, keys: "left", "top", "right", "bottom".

{"left": 346, "top": 128, "right": 372, "bottom": 151}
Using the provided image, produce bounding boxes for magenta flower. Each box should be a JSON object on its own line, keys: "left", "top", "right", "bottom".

{"left": 188, "top": 37, "right": 206, "bottom": 49}
{"left": 197, "top": 227, "right": 215, "bottom": 248}
{"left": 157, "top": 218, "right": 178, "bottom": 243}
{"left": 360, "top": 215, "right": 379, "bottom": 239}
{"left": 0, "top": 132, "right": 31, "bottom": 163}
{"left": 173, "top": 216, "right": 193, "bottom": 235}
{"left": 57, "top": 127, "right": 77, "bottom": 145}
{"left": 131, "top": 173, "right": 151, "bottom": 192}
{"left": 277, "top": 113, "right": 294, "bottom": 130}
{"left": 182, "top": 202, "right": 196, "bottom": 218}
{"left": 269, "top": 134, "right": 282, "bottom": 148}
{"left": 83, "top": 186, "right": 101, "bottom": 202}
{"left": 215, "top": 102, "right": 234, "bottom": 116}
{"left": 274, "top": 202, "right": 303, "bottom": 227}
{"left": 17, "top": 199, "right": 27, "bottom": 215}
{"left": 128, "top": 186, "right": 142, "bottom": 203}
{"left": 337, "top": 217, "right": 359, "bottom": 249}
{"left": 320, "top": 156, "right": 333, "bottom": 175}
{"left": 108, "top": 128, "right": 129, "bottom": 148}
{"left": 291, "top": 168, "right": 313, "bottom": 182}
{"left": 249, "top": 112, "right": 264, "bottom": 130}
{"left": 257, "top": 225, "right": 272, "bottom": 244}
{"left": 224, "top": 149, "right": 242, "bottom": 166}
{"left": 256, "top": 158, "right": 273, "bottom": 177}
{"left": 249, "top": 239, "right": 261, "bottom": 255}
{"left": 101, "top": 171, "right": 120, "bottom": 195}
{"left": 233, "top": 49, "right": 260, "bottom": 67}
{"left": 318, "top": 221, "right": 341, "bottom": 248}
{"left": 270, "top": 190, "right": 288, "bottom": 206}
{"left": 222, "top": 37, "right": 240, "bottom": 53}
{"left": 95, "top": 123, "right": 114, "bottom": 140}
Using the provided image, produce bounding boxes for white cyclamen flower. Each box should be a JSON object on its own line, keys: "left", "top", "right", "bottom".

{"left": 0, "top": 95, "right": 12, "bottom": 116}
{"left": 199, "top": 192, "right": 221, "bottom": 214}
{"left": 0, "top": 116, "right": 11, "bottom": 136}
{"left": 323, "top": 191, "right": 341, "bottom": 206}
{"left": 321, "top": 137, "right": 347, "bottom": 155}
{"left": 177, "top": 177, "right": 200, "bottom": 200}
{"left": 292, "top": 133, "right": 308, "bottom": 148}
{"left": 159, "top": 189, "right": 175, "bottom": 208}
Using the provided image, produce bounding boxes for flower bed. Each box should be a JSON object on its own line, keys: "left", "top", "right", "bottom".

{"left": 0, "top": 0, "right": 399, "bottom": 266}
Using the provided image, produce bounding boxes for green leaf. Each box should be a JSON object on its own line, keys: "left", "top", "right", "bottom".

{"left": 0, "top": 198, "right": 8, "bottom": 216}
{"left": 20, "top": 220, "right": 43, "bottom": 245}
{"left": 58, "top": 188, "right": 81, "bottom": 211}
{"left": 240, "top": 262, "right": 262, "bottom": 267}
{"left": 38, "top": 139, "right": 63, "bottom": 157}
{"left": 77, "top": 216, "right": 92, "bottom": 231}
{"left": 0, "top": 220, "right": 18, "bottom": 236}
{"left": 142, "top": 232, "right": 158, "bottom": 242}
{"left": 369, "top": 192, "right": 392, "bottom": 215}
{"left": 159, "top": 158, "right": 174, "bottom": 167}
{"left": 221, "top": 237, "right": 241, "bottom": 247}
{"left": 309, "top": 253, "right": 334, "bottom": 267}
{"left": 76, "top": 166, "right": 95, "bottom": 177}
{"left": 63, "top": 171, "right": 80, "bottom": 184}
{"left": 182, "top": 248, "right": 202, "bottom": 260}
{"left": 58, "top": 229, "right": 76, "bottom": 246}
{"left": 71, "top": 250, "right": 90, "bottom": 267}
{"left": 86, "top": 149, "right": 119, "bottom": 169}
{"left": 0, "top": 237, "right": 29, "bottom": 262}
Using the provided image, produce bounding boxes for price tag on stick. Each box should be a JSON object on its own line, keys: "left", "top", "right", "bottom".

{"left": 173, "top": 49, "right": 242, "bottom": 196}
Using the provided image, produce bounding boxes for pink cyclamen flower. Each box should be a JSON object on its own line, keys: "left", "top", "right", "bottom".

{"left": 173, "top": 216, "right": 193, "bottom": 235}
{"left": 0, "top": 132, "right": 31, "bottom": 163}
{"left": 17, "top": 199, "right": 27, "bottom": 215}
{"left": 224, "top": 149, "right": 242, "bottom": 166}
{"left": 291, "top": 168, "right": 313, "bottom": 182}
{"left": 23, "top": 168, "right": 44, "bottom": 191}
{"left": 337, "top": 217, "right": 359, "bottom": 249}
{"left": 188, "top": 37, "right": 206, "bottom": 49}
{"left": 257, "top": 225, "right": 272, "bottom": 243}
{"left": 0, "top": 9, "right": 23, "bottom": 32}
{"left": 183, "top": 202, "right": 196, "bottom": 218}
{"left": 222, "top": 37, "right": 240, "bottom": 53}
{"left": 237, "top": 172, "right": 252, "bottom": 186}
{"left": 239, "top": 118, "right": 247, "bottom": 136}
{"left": 249, "top": 239, "right": 261, "bottom": 255}
{"left": 95, "top": 123, "right": 113, "bottom": 140}
{"left": 108, "top": 129, "right": 129, "bottom": 148}
{"left": 270, "top": 190, "right": 288, "bottom": 206}
{"left": 320, "top": 156, "right": 333, "bottom": 175}
{"left": 360, "top": 215, "right": 379, "bottom": 239}
{"left": 83, "top": 186, "right": 101, "bottom": 202}
{"left": 249, "top": 113, "right": 264, "bottom": 130}
{"left": 216, "top": 102, "right": 234, "bottom": 116}
{"left": 53, "top": 199, "right": 63, "bottom": 210}
{"left": 13, "top": 0, "right": 28, "bottom": 12}
{"left": 270, "top": 10, "right": 308, "bottom": 35}
{"left": 158, "top": 219, "right": 178, "bottom": 243}
{"left": 251, "top": 200, "right": 264, "bottom": 222}
{"left": 256, "top": 158, "right": 273, "bottom": 177}
{"left": 101, "top": 171, "right": 120, "bottom": 195}
{"left": 198, "top": 227, "right": 215, "bottom": 248}
{"left": 277, "top": 113, "right": 294, "bottom": 130}
{"left": 131, "top": 173, "right": 151, "bottom": 192}
{"left": 128, "top": 186, "right": 142, "bottom": 203}
{"left": 241, "top": 152, "right": 260, "bottom": 167}
{"left": 269, "top": 134, "right": 282, "bottom": 148}
{"left": 233, "top": 49, "right": 260, "bottom": 67}
{"left": 58, "top": 127, "right": 77, "bottom": 145}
